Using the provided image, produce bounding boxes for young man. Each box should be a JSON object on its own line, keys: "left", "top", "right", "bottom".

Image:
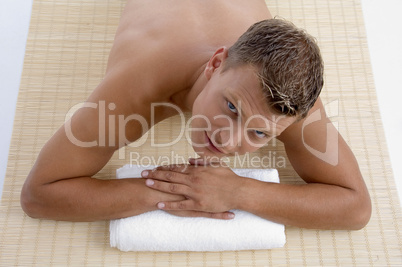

{"left": 20, "top": 0, "right": 371, "bottom": 230}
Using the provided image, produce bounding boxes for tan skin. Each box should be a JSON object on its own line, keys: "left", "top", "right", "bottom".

{"left": 20, "top": 0, "right": 371, "bottom": 229}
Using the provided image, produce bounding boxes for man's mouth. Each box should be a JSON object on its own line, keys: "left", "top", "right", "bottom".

{"left": 205, "top": 132, "right": 225, "bottom": 154}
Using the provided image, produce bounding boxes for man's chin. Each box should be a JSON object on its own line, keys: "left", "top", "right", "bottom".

{"left": 192, "top": 145, "right": 237, "bottom": 159}
{"left": 193, "top": 146, "right": 223, "bottom": 158}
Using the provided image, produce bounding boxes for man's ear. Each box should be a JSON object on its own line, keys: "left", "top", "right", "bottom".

{"left": 204, "top": 47, "right": 229, "bottom": 80}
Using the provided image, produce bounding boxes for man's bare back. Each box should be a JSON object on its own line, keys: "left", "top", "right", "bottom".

{"left": 107, "top": 0, "right": 271, "bottom": 109}
{"left": 108, "top": 0, "right": 271, "bottom": 73}
{"left": 21, "top": 0, "right": 371, "bottom": 229}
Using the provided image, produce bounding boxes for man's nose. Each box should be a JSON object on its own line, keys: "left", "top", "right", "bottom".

{"left": 213, "top": 127, "right": 241, "bottom": 151}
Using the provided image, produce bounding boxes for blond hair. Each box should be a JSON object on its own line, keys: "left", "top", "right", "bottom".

{"left": 224, "top": 19, "right": 324, "bottom": 119}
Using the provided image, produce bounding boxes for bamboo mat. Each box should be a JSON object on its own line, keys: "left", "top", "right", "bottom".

{"left": 1, "top": 0, "right": 401, "bottom": 266}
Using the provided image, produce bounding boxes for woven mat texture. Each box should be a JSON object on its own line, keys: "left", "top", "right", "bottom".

{"left": 1, "top": 0, "right": 401, "bottom": 266}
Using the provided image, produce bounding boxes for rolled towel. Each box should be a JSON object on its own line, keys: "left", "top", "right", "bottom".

{"left": 110, "top": 164, "right": 286, "bottom": 252}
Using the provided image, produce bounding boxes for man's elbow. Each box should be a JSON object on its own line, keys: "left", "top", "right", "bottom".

{"left": 20, "top": 180, "right": 44, "bottom": 219}
{"left": 348, "top": 190, "right": 372, "bottom": 230}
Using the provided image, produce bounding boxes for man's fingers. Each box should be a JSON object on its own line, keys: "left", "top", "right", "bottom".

{"left": 145, "top": 179, "right": 191, "bottom": 195}
{"left": 166, "top": 208, "right": 235, "bottom": 220}
{"left": 142, "top": 168, "right": 187, "bottom": 184}
{"left": 188, "top": 158, "right": 209, "bottom": 166}
{"left": 157, "top": 199, "right": 192, "bottom": 210}
{"left": 155, "top": 164, "right": 190, "bottom": 173}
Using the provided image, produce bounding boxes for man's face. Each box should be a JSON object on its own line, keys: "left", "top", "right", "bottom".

{"left": 190, "top": 65, "right": 296, "bottom": 158}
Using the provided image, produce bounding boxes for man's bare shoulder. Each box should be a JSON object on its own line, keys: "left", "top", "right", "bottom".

{"left": 277, "top": 98, "right": 364, "bottom": 186}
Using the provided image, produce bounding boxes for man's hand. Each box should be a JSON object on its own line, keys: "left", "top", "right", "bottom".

{"left": 141, "top": 159, "right": 243, "bottom": 220}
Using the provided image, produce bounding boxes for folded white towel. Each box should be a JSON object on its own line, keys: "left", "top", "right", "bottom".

{"left": 110, "top": 164, "right": 286, "bottom": 252}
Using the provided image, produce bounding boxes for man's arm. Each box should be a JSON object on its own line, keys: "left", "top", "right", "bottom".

{"left": 20, "top": 66, "right": 184, "bottom": 221}
{"left": 238, "top": 98, "right": 371, "bottom": 229}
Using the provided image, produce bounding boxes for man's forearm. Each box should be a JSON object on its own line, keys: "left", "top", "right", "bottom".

{"left": 235, "top": 178, "right": 371, "bottom": 230}
{"left": 21, "top": 177, "right": 163, "bottom": 221}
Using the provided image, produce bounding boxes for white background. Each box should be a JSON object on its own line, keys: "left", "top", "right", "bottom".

{"left": 1, "top": 0, "right": 401, "bottom": 207}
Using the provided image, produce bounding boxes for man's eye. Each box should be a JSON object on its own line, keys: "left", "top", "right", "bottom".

{"left": 227, "top": 101, "right": 238, "bottom": 114}
{"left": 255, "top": 130, "right": 267, "bottom": 139}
